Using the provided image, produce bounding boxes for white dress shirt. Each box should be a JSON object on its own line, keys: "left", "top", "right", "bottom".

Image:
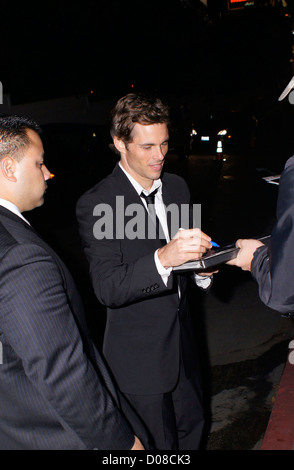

{"left": 118, "top": 163, "right": 172, "bottom": 285}
{"left": 118, "top": 163, "right": 212, "bottom": 289}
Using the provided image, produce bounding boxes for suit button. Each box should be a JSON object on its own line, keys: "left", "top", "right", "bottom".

{"left": 154, "top": 283, "right": 159, "bottom": 289}
{"left": 146, "top": 287, "right": 150, "bottom": 293}
{"left": 142, "top": 289, "right": 146, "bottom": 294}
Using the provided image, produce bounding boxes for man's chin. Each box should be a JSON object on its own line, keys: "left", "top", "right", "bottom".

{"left": 34, "top": 197, "right": 45, "bottom": 210}
{"left": 149, "top": 168, "right": 163, "bottom": 180}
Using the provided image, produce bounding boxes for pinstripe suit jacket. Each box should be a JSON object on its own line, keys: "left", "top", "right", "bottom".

{"left": 0, "top": 205, "right": 135, "bottom": 450}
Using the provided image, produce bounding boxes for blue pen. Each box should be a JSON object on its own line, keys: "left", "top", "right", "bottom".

{"left": 211, "top": 241, "right": 220, "bottom": 247}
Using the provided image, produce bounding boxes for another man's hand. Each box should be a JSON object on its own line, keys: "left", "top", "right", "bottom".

{"left": 227, "top": 239, "right": 264, "bottom": 271}
{"left": 131, "top": 435, "right": 145, "bottom": 450}
{"left": 158, "top": 228, "right": 212, "bottom": 269}
{"left": 197, "top": 269, "right": 219, "bottom": 277}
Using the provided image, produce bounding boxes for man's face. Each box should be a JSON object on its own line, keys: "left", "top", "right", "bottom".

{"left": 118, "top": 123, "right": 169, "bottom": 190}
{"left": 14, "top": 129, "right": 51, "bottom": 212}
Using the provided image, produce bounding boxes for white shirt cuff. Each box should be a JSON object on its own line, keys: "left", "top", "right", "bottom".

{"left": 193, "top": 273, "right": 212, "bottom": 289}
{"left": 154, "top": 250, "right": 172, "bottom": 286}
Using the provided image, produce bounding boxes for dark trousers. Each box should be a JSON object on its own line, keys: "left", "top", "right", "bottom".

{"left": 123, "top": 359, "right": 204, "bottom": 450}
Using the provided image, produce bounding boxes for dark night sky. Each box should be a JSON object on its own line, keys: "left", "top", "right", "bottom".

{"left": 0, "top": 0, "right": 293, "bottom": 109}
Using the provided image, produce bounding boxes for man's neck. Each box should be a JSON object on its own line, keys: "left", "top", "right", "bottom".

{"left": 118, "top": 162, "right": 160, "bottom": 194}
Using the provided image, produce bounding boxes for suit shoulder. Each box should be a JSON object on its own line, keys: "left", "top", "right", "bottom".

{"left": 162, "top": 172, "right": 188, "bottom": 187}
{"left": 284, "top": 155, "right": 294, "bottom": 171}
{"left": 77, "top": 171, "right": 117, "bottom": 208}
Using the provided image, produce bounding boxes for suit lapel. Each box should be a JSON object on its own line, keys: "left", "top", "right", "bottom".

{"left": 112, "top": 164, "right": 144, "bottom": 204}
{"left": 163, "top": 174, "right": 186, "bottom": 239}
{"left": 0, "top": 205, "right": 68, "bottom": 282}
{"left": 0, "top": 205, "right": 34, "bottom": 233}
{"left": 113, "top": 165, "right": 171, "bottom": 247}
{"left": 113, "top": 164, "right": 184, "bottom": 243}
{"left": 113, "top": 165, "right": 154, "bottom": 242}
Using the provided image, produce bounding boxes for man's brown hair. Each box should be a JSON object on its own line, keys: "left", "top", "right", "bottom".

{"left": 110, "top": 93, "right": 170, "bottom": 144}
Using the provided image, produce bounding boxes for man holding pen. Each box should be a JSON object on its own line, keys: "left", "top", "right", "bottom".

{"left": 76, "top": 93, "right": 216, "bottom": 450}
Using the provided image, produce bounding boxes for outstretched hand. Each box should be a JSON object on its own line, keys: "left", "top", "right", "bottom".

{"left": 131, "top": 436, "right": 145, "bottom": 450}
{"left": 227, "top": 239, "right": 265, "bottom": 271}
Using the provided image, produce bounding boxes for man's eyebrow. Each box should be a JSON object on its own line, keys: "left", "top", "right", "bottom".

{"left": 139, "top": 138, "right": 169, "bottom": 147}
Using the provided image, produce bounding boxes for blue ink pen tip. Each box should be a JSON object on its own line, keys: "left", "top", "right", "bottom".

{"left": 211, "top": 241, "right": 220, "bottom": 247}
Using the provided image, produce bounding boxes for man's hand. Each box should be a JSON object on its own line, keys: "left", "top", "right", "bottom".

{"left": 131, "top": 436, "right": 145, "bottom": 450}
{"left": 197, "top": 269, "right": 219, "bottom": 277}
{"left": 227, "top": 239, "right": 264, "bottom": 271}
{"left": 157, "top": 228, "right": 212, "bottom": 269}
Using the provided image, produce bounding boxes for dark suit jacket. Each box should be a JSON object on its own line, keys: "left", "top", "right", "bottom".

{"left": 251, "top": 155, "right": 294, "bottom": 315}
{"left": 76, "top": 164, "right": 202, "bottom": 395}
{"left": 0, "top": 205, "right": 135, "bottom": 450}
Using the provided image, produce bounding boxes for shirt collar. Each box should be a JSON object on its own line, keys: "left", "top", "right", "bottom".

{"left": 0, "top": 198, "right": 31, "bottom": 225}
{"left": 118, "top": 162, "right": 162, "bottom": 196}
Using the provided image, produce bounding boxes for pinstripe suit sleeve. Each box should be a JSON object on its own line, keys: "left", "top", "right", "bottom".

{"left": 0, "top": 242, "right": 134, "bottom": 450}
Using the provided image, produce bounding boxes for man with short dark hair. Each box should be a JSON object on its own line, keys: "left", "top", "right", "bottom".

{"left": 0, "top": 114, "right": 145, "bottom": 450}
{"left": 76, "top": 93, "right": 214, "bottom": 450}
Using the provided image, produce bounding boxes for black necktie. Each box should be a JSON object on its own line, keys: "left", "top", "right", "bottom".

{"left": 140, "top": 188, "right": 165, "bottom": 244}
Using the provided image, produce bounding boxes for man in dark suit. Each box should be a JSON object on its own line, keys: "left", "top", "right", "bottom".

{"left": 76, "top": 93, "right": 215, "bottom": 450}
{"left": 228, "top": 153, "right": 294, "bottom": 315}
{"left": 228, "top": 78, "right": 294, "bottom": 316}
{"left": 0, "top": 114, "right": 146, "bottom": 450}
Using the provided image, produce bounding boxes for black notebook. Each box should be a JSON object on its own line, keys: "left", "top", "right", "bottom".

{"left": 173, "top": 235, "right": 270, "bottom": 272}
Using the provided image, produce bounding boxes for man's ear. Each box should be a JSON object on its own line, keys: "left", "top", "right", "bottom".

{"left": 113, "top": 136, "right": 126, "bottom": 154}
{"left": 0, "top": 156, "right": 17, "bottom": 182}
